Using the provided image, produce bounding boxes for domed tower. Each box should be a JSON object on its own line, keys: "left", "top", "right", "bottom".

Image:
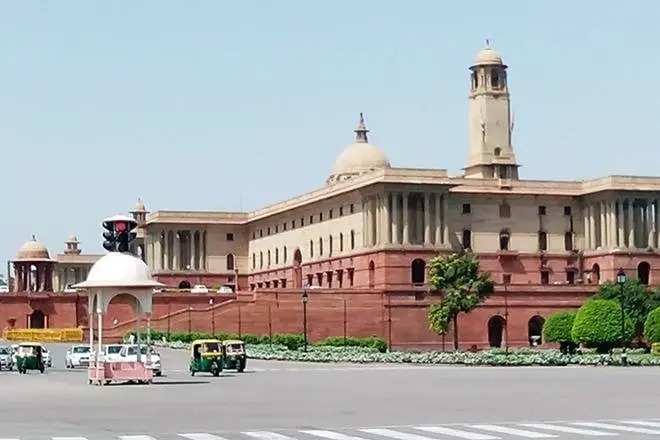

{"left": 129, "top": 199, "right": 149, "bottom": 261}
{"left": 326, "top": 113, "right": 391, "bottom": 185}
{"left": 464, "top": 42, "right": 520, "bottom": 180}
{"left": 63, "top": 235, "right": 82, "bottom": 255}
{"left": 12, "top": 235, "right": 55, "bottom": 292}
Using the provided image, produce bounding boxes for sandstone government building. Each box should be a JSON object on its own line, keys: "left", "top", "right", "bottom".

{"left": 4, "top": 44, "right": 660, "bottom": 349}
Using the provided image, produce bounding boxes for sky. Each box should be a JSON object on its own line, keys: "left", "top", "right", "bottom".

{"left": 1, "top": 1, "right": 659, "bottom": 272}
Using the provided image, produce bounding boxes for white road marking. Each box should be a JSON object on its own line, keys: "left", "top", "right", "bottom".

{"left": 179, "top": 434, "right": 229, "bottom": 440}
{"left": 574, "top": 422, "right": 660, "bottom": 435}
{"left": 119, "top": 436, "right": 158, "bottom": 440}
{"left": 519, "top": 424, "right": 617, "bottom": 436}
{"left": 243, "top": 432, "right": 298, "bottom": 440}
{"left": 361, "top": 428, "right": 442, "bottom": 440}
{"left": 301, "top": 430, "right": 369, "bottom": 440}
{"left": 414, "top": 426, "right": 500, "bottom": 440}
{"left": 621, "top": 421, "right": 660, "bottom": 428}
{"left": 53, "top": 437, "right": 88, "bottom": 440}
{"left": 468, "top": 425, "right": 557, "bottom": 438}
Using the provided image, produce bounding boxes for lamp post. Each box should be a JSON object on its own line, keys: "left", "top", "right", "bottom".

{"left": 616, "top": 268, "right": 627, "bottom": 366}
{"left": 209, "top": 298, "right": 215, "bottom": 335}
{"left": 302, "top": 287, "right": 309, "bottom": 352}
{"left": 504, "top": 275, "right": 510, "bottom": 354}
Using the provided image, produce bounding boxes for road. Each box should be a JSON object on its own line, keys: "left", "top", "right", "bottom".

{"left": 1, "top": 342, "right": 660, "bottom": 440}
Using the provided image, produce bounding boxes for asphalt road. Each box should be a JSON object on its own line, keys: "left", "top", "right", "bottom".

{"left": 1, "top": 342, "right": 660, "bottom": 440}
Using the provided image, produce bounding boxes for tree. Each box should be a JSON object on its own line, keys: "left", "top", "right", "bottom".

{"left": 542, "top": 310, "right": 578, "bottom": 354}
{"left": 643, "top": 307, "right": 660, "bottom": 345}
{"left": 592, "top": 279, "right": 660, "bottom": 341}
{"left": 427, "top": 251, "right": 495, "bottom": 350}
{"left": 571, "top": 299, "right": 635, "bottom": 353}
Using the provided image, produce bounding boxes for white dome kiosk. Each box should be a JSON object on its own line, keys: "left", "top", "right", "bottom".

{"left": 73, "top": 215, "right": 164, "bottom": 386}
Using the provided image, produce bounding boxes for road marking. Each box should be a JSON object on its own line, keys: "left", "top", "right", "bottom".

{"left": 468, "top": 426, "right": 556, "bottom": 438}
{"left": 574, "top": 422, "right": 660, "bottom": 435}
{"left": 361, "top": 428, "right": 441, "bottom": 440}
{"left": 243, "top": 432, "right": 299, "bottom": 440}
{"left": 53, "top": 437, "right": 89, "bottom": 440}
{"left": 414, "top": 426, "right": 500, "bottom": 440}
{"left": 518, "top": 424, "right": 617, "bottom": 436}
{"left": 621, "top": 421, "right": 660, "bottom": 428}
{"left": 301, "top": 430, "right": 369, "bottom": 440}
{"left": 179, "top": 434, "right": 229, "bottom": 440}
{"left": 119, "top": 436, "right": 158, "bottom": 440}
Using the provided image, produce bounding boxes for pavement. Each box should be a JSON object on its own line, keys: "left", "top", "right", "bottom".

{"left": 1, "top": 342, "right": 660, "bottom": 440}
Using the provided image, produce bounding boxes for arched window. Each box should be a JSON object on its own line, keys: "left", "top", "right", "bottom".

{"left": 538, "top": 231, "right": 547, "bottom": 251}
{"left": 564, "top": 232, "right": 573, "bottom": 251}
{"left": 29, "top": 310, "right": 46, "bottom": 329}
{"left": 499, "top": 229, "right": 510, "bottom": 250}
{"left": 283, "top": 246, "right": 287, "bottom": 263}
{"left": 462, "top": 229, "right": 472, "bottom": 250}
{"left": 339, "top": 233, "right": 344, "bottom": 252}
{"left": 528, "top": 315, "right": 545, "bottom": 346}
{"left": 638, "top": 261, "right": 651, "bottom": 285}
{"left": 499, "top": 201, "right": 510, "bottom": 218}
{"left": 591, "top": 263, "right": 600, "bottom": 284}
{"left": 318, "top": 238, "right": 323, "bottom": 255}
{"left": 368, "top": 260, "right": 375, "bottom": 288}
{"left": 275, "top": 248, "right": 279, "bottom": 264}
{"left": 328, "top": 235, "right": 333, "bottom": 257}
{"left": 488, "top": 316, "right": 506, "bottom": 348}
{"left": 309, "top": 240, "right": 314, "bottom": 258}
{"left": 226, "top": 254, "right": 235, "bottom": 271}
{"left": 252, "top": 253, "right": 256, "bottom": 269}
{"left": 350, "top": 230, "right": 355, "bottom": 249}
{"left": 259, "top": 251, "right": 263, "bottom": 269}
{"left": 411, "top": 259, "right": 426, "bottom": 284}
{"left": 267, "top": 250, "right": 271, "bottom": 267}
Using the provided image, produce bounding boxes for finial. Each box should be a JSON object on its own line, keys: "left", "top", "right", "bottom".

{"left": 485, "top": 39, "right": 490, "bottom": 48}
{"left": 31, "top": 234, "right": 36, "bottom": 241}
{"left": 354, "top": 112, "right": 369, "bottom": 143}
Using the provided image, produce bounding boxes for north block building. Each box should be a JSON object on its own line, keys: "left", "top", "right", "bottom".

{"left": 5, "top": 44, "right": 660, "bottom": 348}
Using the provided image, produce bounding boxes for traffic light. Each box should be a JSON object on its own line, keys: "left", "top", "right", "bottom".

{"left": 102, "top": 215, "right": 138, "bottom": 253}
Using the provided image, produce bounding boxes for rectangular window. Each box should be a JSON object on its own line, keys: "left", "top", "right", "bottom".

{"left": 564, "top": 206, "right": 572, "bottom": 216}
{"left": 541, "top": 271, "right": 549, "bottom": 285}
{"left": 226, "top": 233, "right": 234, "bottom": 241}
{"left": 538, "top": 206, "right": 546, "bottom": 215}
{"left": 462, "top": 203, "right": 471, "bottom": 214}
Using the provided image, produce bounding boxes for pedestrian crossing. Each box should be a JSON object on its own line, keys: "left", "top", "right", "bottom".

{"left": 5, "top": 420, "right": 660, "bottom": 440}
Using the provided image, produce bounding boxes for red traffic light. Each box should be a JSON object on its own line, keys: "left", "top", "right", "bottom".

{"left": 115, "top": 222, "right": 127, "bottom": 232}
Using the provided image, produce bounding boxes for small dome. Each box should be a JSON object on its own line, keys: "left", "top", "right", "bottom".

{"left": 73, "top": 252, "right": 164, "bottom": 288}
{"left": 16, "top": 236, "right": 51, "bottom": 261}
{"left": 327, "top": 113, "right": 390, "bottom": 184}
{"left": 132, "top": 199, "right": 146, "bottom": 212}
{"left": 473, "top": 44, "right": 504, "bottom": 66}
{"left": 66, "top": 235, "right": 79, "bottom": 243}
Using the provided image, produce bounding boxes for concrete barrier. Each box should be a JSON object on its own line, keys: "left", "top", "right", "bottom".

{"left": 2, "top": 328, "right": 84, "bottom": 342}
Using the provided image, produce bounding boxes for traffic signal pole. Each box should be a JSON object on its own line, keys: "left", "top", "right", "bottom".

{"left": 101, "top": 215, "right": 138, "bottom": 255}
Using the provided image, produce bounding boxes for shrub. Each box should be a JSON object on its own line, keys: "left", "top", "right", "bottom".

{"left": 571, "top": 299, "right": 635, "bottom": 353}
{"left": 644, "top": 307, "right": 660, "bottom": 344}
{"left": 542, "top": 311, "right": 578, "bottom": 354}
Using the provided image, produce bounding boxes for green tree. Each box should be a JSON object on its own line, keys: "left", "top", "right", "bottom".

{"left": 542, "top": 310, "right": 578, "bottom": 354}
{"left": 643, "top": 307, "right": 660, "bottom": 344}
{"left": 427, "top": 251, "right": 495, "bottom": 350}
{"left": 571, "top": 299, "right": 635, "bottom": 353}
{"left": 592, "top": 279, "right": 660, "bottom": 340}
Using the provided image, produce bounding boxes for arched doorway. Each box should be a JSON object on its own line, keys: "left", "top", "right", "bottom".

{"left": 528, "top": 315, "right": 545, "bottom": 346}
{"left": 29, "top": 309, "right": 46, "bottom": 329}
{"left": 411, "top": 259, "right": 425, "bottom": 284}
{"left": 590, "top": 264, "right": 600, "bottom": 284}
{"left": 368, "top": 261, "right": 375, "bottom": 288}
{"left": 488, "top": 316, "right": 506, "bottom": 348}
{"left": 638, "top": 261, "right": 650, "bottom": 285}
{"left": 293, "top": 248, "right": 303, "bottom": 288}
{"left": 178, "top": 280, "right": 191, "bottom": 289}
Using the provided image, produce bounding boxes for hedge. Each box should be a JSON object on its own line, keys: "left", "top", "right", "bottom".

{"left": 124, "top": 329, "right": 388, "bottom": 353}
{"left": 542, "top": 311, "right": 577, "bottom": 353}
{"left": 572, "top": 299, "right": 635, "bottom": 352}
{"left": 644, "top": 307, "right": 660, "bottom": 344}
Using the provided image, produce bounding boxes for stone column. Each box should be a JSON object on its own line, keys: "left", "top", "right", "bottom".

{"left": 174, "top": 230, "right": 180, "bottom": 270}
{"left": 189, "top": 230, "right": 195, "bottom": 269}
{"left": 442, "top": 194, "right": 449, "bottom": 245}
{"left": 154, "top": 231, "right": 162, "bottom": 271}
{"left": 583, "top": 204, "right": 590, "bottom": 250}
{"left": 434, "top": 194, "right": 441, "bottom": 245}
{"left": 627, "top": 199, "right": 635, "bottom": 248}
{"left": 599, "top": 201, "right": 606, "bottom": 248}
{"left": 362, "top": 200, "right": 367, "bottom": 246}
{"left": 617, "top": 200, "right": 624, "bottom": 248}
{"left": 402, "top": 193, "right": 410, "bottom": 244}
{"left": 382, "top": 193, "right": 391, "bottom": 244}
{"left": 588, "top": 204, "right": 596, "bottom": 249}
{"left": 655, "top": 199, "right": 660, "bottom": 248}
{"left": 391, "top": 193, "right": 400, "bottom": 245}
{"left": 423, "top": 192, "right": 431, "bottom": 245}
{"left": 608, "top": 201, "right": 616, "bottom": 248}
{"left": 647, "top": 200, "right": 654, "bottom": 248}
{"left": 416, "top": 197, "right": 423, "bottom": 244}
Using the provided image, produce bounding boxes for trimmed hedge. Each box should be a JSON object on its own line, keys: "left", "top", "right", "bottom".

{"left": 542, "top": 311, "right": 577, "bottom": 354}
{"left": 644, "top": 307, "right": 660, "bottom": 344}
{"left": 124, "top": 329, "right": 388, "bottom": 353}
{"left": 572, "top": 299, "right": 635, "bottom": 352}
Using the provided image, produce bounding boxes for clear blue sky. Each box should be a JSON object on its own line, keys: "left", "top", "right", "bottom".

{"left": 1, "top": 1, "right": 659, "bottom": 270}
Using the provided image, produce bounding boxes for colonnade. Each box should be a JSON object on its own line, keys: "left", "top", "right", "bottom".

{"left": 146, "top": 229, "right": 208, "bottom": 272}
{"left": 12, "top": 262, "right": 54, "bottom": 292}
{"left": 55, "top": 266, "right": 89, "bottom": 291}
{"left": 362, "top": 191, "right": 450, "bottom": 247}
{"left": 583, "top": 197, "right": 659, "bottom": 250}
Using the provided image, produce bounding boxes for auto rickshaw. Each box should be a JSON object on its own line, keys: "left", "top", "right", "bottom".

{"left": 15, "top": 342, "right": 45, "bottom": 374}
{"left": 221, "top": 339, "right": 247, "bottom": 372}
{"left": 189, "top": 339, "right": 223, "bottom": 376}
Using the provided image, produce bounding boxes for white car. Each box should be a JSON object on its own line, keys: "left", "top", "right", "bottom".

{"left": 103, "top": 344, "right": 125, "bottom": 362}
{"left": 65, "top": 345, "right": 91, "bottom": 368}
{"left": 41, "top": 345, "right": 52, "bottom": 367}
{"left": 118, "top": 344, "right": 162, "bottom": 376}
{"left": 190, "top": 284, "right": 208, "bottom": 293}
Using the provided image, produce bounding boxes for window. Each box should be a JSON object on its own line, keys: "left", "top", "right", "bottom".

{"left": 301, "top": 217, "right": 304, "bottom": 226}
{"left": 462, "top": 229, "right": 472, "bottom": 249}
{"left": 566, "top": 270, "right": 575, "bottom": 284}
{"left": 499, "top": 230, "right": 510, "bottom": 250}
{"left": 283, "top": 222, "right": 287, "bottom": 231}
{"left": 491, "top": 68, "right": 499, "bottom": 88}
{"left": 538, "top": 231, "right": 547, "bottom": 251}
{"left": 339, "top": 233, "right": 344, "bottom": 252}
{"left": 226, "top": 233, "right": 234, "bottom": 241}
{"left": 309, "top": 215, "right": 314, "bottom": 224}
{"left": 564, "top": 232, "right": 573, "bottom": 251}
{"left": 319, "top": 213, "right": 323, "bottom": 221}
{"left": 319, "top": 238, "right": 323, "bottom": 255}
{"left": 502, "top": 273, "right": 512, "bottom": 285}
{"left": 267, "top": 227, "right": 271, "bottom": 235}
{"left": 259, "top": 252, "right": 263, "bottom": 268}
{"left": 309, "top": 240, "right": 314, "bottom": 258}
{"left": 538, "top": 206, "right": 546, "bottom": 215}
{"left": 541, "top": 271, "right": 549, "bottom": 285}
{"left": 252, "top": 253, "right": 255, "bottom": 269}
{"left": 259, "top": 229, "right": 263, "bottom": 237}
{"left": 226, "top": 254, "right": 235, "bottom": 271}
{"left": 462, "top": 203, "right": 471, "bottom": 214}
{"left": 564, "top": 206, "right": 572, "bottom": 216}
{"left": 329, "top": 209, "right": 333, "bottom": 219}
{"left": 339, "top": 207, "right": 344, "bottom": 216}
{"left": 267, "top": 250, "right": 271, "bottom": 266}
{"left": 252, "top": 232, "right": 256, "bottom": 239}
{"left": 350, "top": 230, "right": 355, "bottom": 249}
{"left": 499, "top": 202, "right": 510, "bottom": 218}
{"left": 328, "top": 235, "right": 333, "bottom": 256}
{"left": 494, "top": 147, "right": 501, "bottom": 156}
{"left": 275, "top": 248, "right": 279, "bottom": 264}
{"left": 350, "top": 204, "right": 354, "bottom": 213}
{"left": 283, "top": 246, "right": 287, "bottom": 262}
{"left": 275, "top": 225, "right": 279, "bottom": 233}
{"left": 292, "top": 220, "right": 296, "bottom": 228}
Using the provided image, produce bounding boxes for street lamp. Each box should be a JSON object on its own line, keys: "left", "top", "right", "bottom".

{"left": 302, "top": 287, "right": 309, "bottom": 352}
{"left": 209, "top": 298, "right": 215, "bottom": 335}
{"left": 616, "top": 268, "right": 627, "bottom": 366}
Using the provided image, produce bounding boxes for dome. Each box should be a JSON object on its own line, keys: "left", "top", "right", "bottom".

{"left": 72, "top": 252, "right": 165, "bottom": 289}
{"left": 473, "top": 44, "right": 504, "bottom": 66}
{"left": 16, "top": 236, "right": 51, "bottom": 261}
{"left": 66, "top": 235, "right": 79, "bottom": 243}
{"left": 132, "top": 199, "right": 146, "bottom": 212}
{"left": 327, "top": 113, "right": 390, "bottom": 184}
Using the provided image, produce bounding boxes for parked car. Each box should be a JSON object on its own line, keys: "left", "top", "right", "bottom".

{"left": 190, "top": 284, "right": 209, "bottom": 293}
{"left": 65, "top": 345, "right": 91, "bottom": 368}
{"left": 0, "top": 345, "right": 14, "bottom": 370}
{"left": 103, "top": 344, "right": 125, "bottom": 362}
{"left": 118, "top": 345, "right": 162, "bottom": 376}
{"left": 41, "top": 346, "right": 52, "bottom": 367}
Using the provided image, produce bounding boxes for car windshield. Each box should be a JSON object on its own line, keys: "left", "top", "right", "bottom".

{"left": 73, "top": 347, "right": 90, "bottom": 353}
{"left": 203, "top": 343, "right": 219, "bottom": 352}
{"left": 227, "top": 343, "right": 243, "bottom": 351}
{"left": 107, "top": 346, "right": 122, "bottom": 354}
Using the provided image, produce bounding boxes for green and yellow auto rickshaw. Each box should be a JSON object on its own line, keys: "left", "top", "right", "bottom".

{"left": 222, "top": 339, "right": 247, "bottom": 372}
{"left": 189, "top": 339, "right": 223, "bottom": 376}
{"left": 15, "top": 342, "right": 45, "bottom": 374}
